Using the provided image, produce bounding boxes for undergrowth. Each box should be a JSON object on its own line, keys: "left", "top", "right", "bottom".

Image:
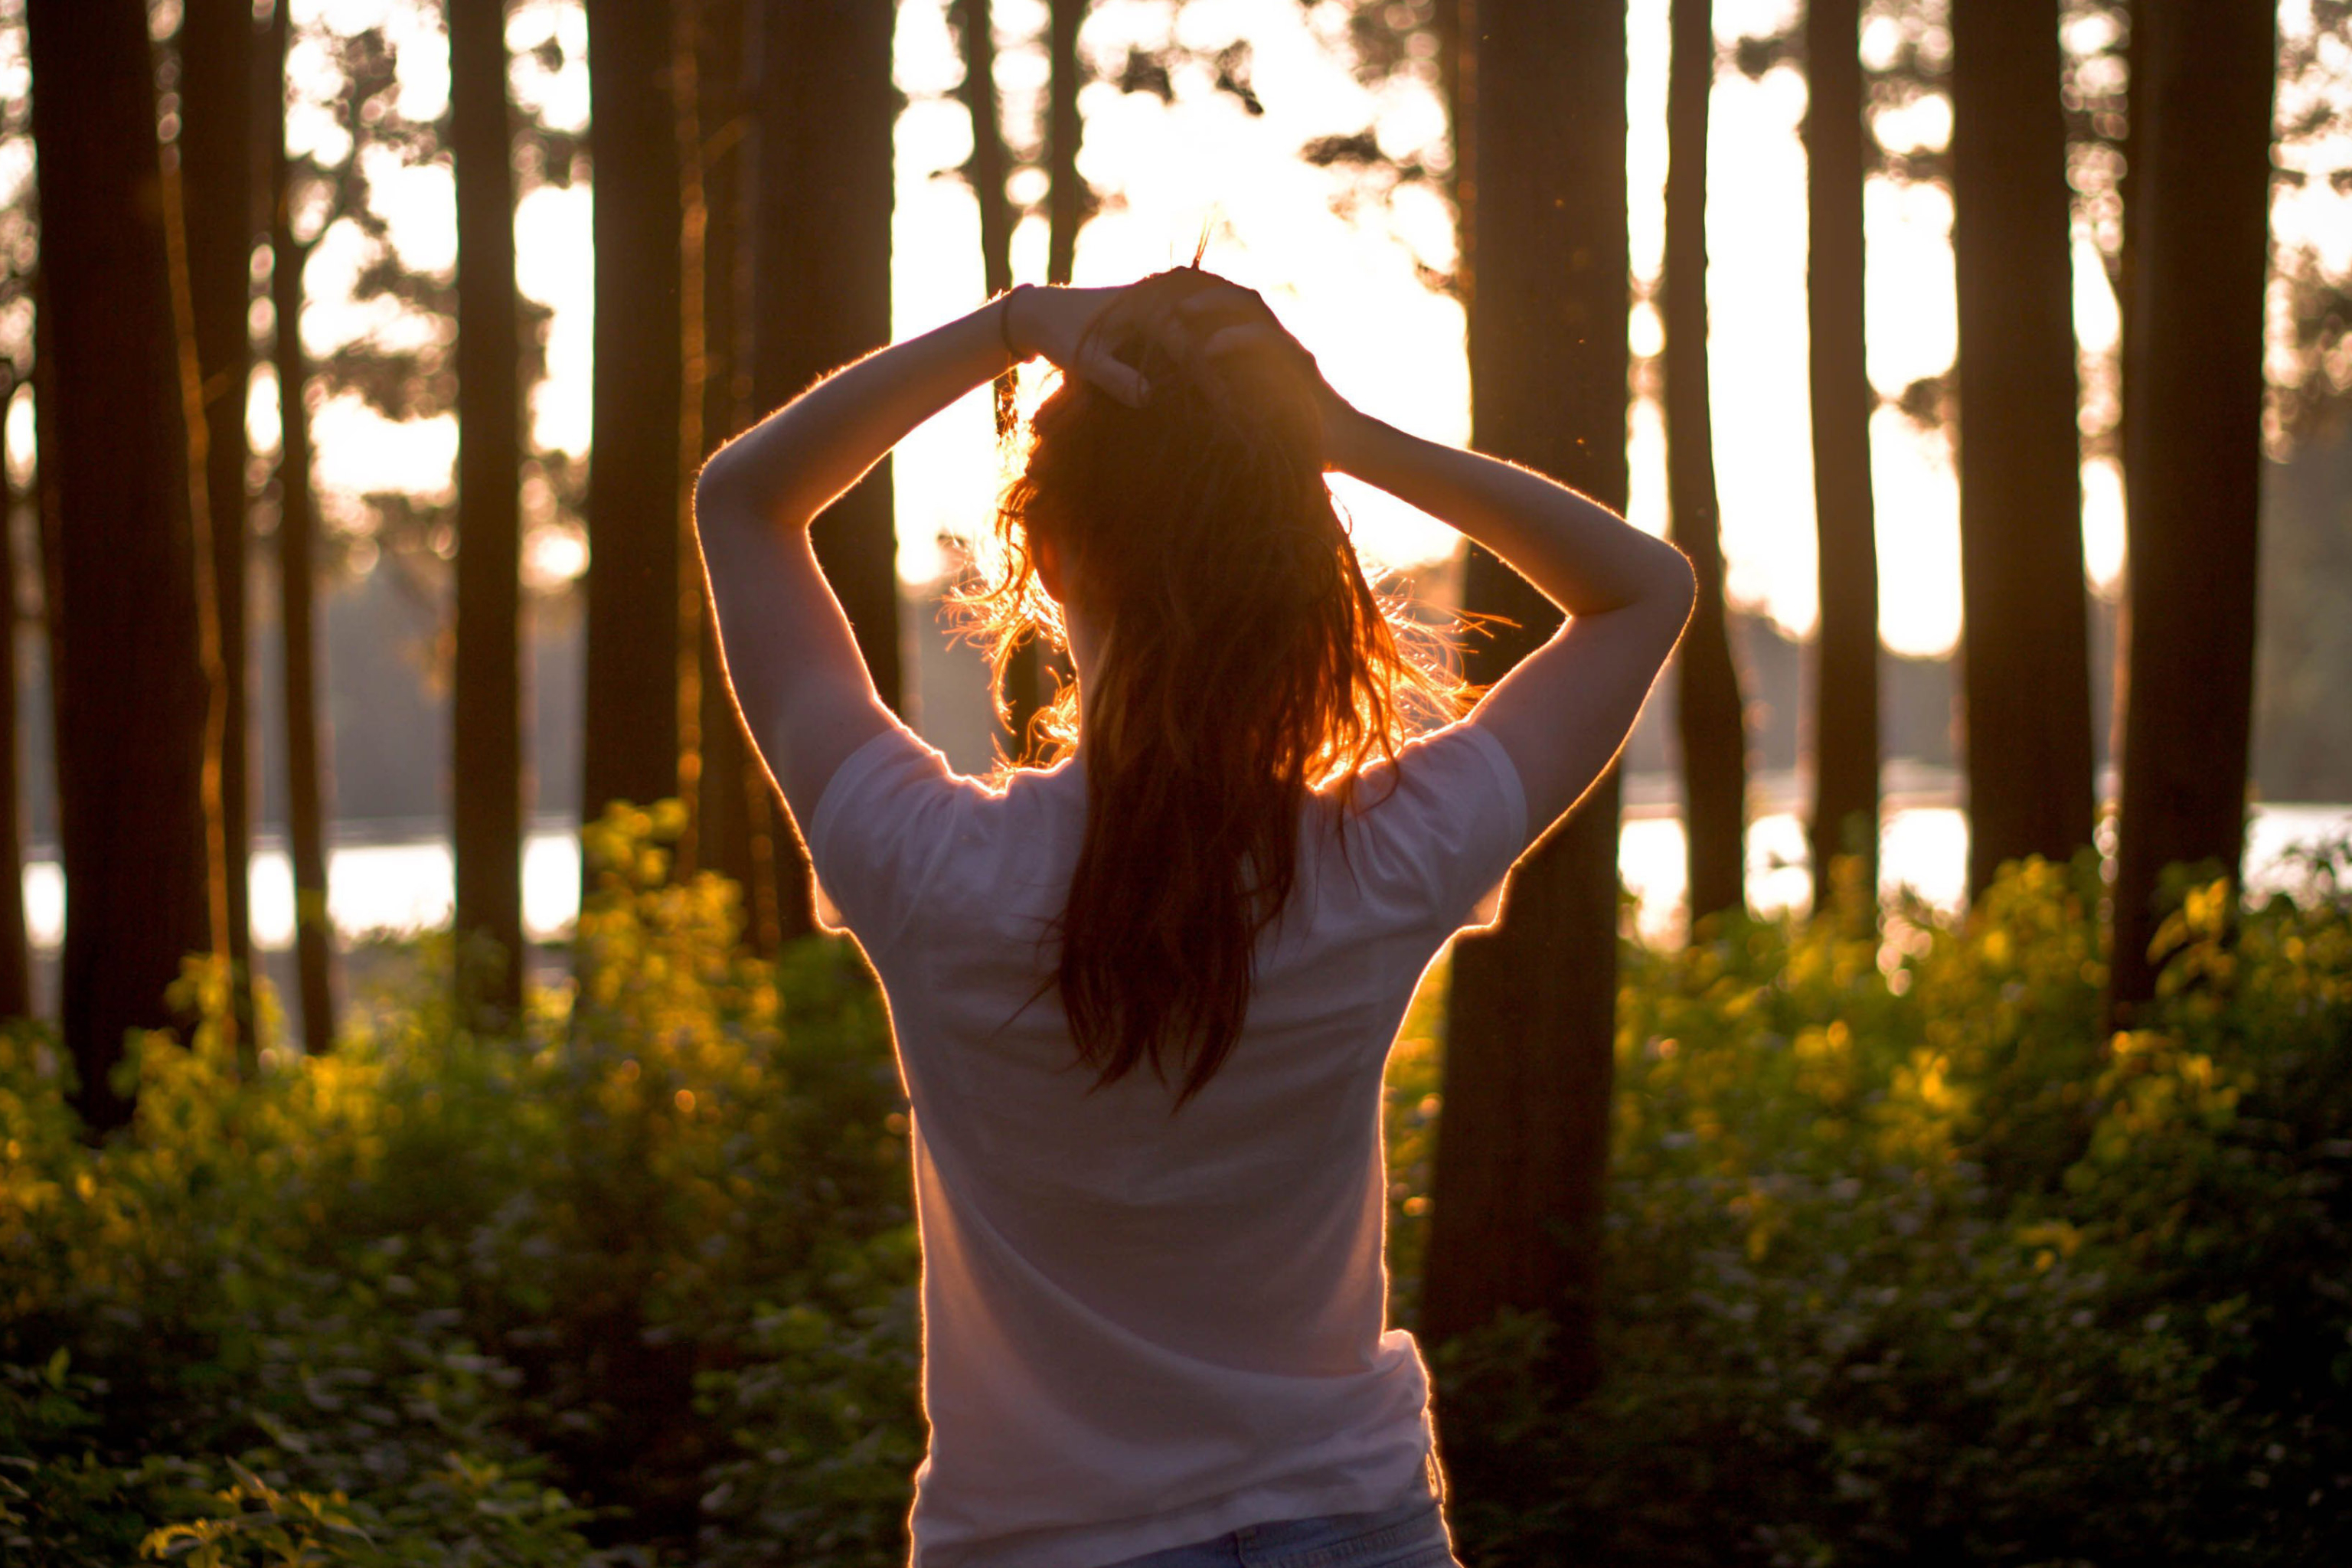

{"left": 4, "top": 809, "right": 2347, "bottom": 1566}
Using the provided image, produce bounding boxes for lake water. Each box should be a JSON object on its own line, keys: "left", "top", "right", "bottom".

{"left": 22, "top": 790, "right": 2346, "bottom": 955}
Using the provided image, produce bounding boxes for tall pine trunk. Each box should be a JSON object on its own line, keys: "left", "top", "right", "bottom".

{"left": 1664, "top": 0, "right": 1746, "bottom": 929}
{"left": 31, "top": 280, "right": 64, "bottom": 1004}
{"left": 2102, "top": 8, "right": 2148, "bottom": 786}
{"left": 956, "top": 0, "right": 1037, "bottom": 750}
{"left": 1020, "top": 0, "right": 1090, "bottom": 746}
{"left": 181, "top": 0, "right": 257, "bottom": 1047}
{"left": 273, "top": 0, "right": 338, "bottom": 1052}
{"left": 1806, "top": 0, "right": 1880, "bottom": 920}
{"left": 29, "top": 0, "right": 211, "bottom": 1129}
{"left": 749, "top": 0, "right": 897, "bottom": 936}
{"left": 0, "top": 368, "right": 28, "bottom": 1020}
{"left": 670, "top": 0, "right": 708, "bottom": 878}
{"left": 956, "top": 0, "right": 1014, "bottom": 338}
{"left": 450, "top": 0, "right": 526, "bottom": 1018}
{"left": 684, "top": 0, "right": 784, "bottom": 949}
{"left": 2109, "top": 1, "right": 2275, "bottom": 1012}
{"left": 1950, "top": 0, "right": 2094, "bottom": 900}
{"left": 583, "top": 0, "right": 684, "bottom": 838}
{"left": 1421, "top": 0, "right": 1628, "bottom": 1406}
{"left": 1045, "top": 0, "right": 1086, "bottom": 286}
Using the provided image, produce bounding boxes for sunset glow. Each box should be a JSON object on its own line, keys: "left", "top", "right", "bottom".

{"left": 230, "top": 0, "right": 2352, "bottom": 668}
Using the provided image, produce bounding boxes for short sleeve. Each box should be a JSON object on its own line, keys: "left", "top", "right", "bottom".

{"left": 1351, "top": 720, "right": 1530, "bottom": 935}
{"left": 805, "top": 721, "right": 971, "bottom": 956}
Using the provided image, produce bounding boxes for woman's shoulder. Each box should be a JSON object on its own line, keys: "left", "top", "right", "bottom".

{"left": 1303, "top": 720, "right": 1529, "bottom": 928}
{"left": 1328, "top": 720, "right": 1524, "bottom": 825}
{"left": 807, "top": 724, "right": 1056, "bottom": 952}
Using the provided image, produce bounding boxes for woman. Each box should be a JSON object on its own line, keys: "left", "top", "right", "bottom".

{"left": 694, "top": 270, "right": 1694, "bottom": 1568}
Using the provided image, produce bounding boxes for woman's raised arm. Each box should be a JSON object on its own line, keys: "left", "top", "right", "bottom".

{"left": 1329, "top": 409, "right": 1696, "bottom": 833}
{"left": 694, "top": 286, "right": 1137, "bottom": 821}
{"left": 1168, "top": 278, "right": 1694, "bottom": 834}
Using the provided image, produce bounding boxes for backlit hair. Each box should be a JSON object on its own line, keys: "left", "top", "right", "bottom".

{"left": 956, "top": 268, "right": 1470, "bottom": 1106}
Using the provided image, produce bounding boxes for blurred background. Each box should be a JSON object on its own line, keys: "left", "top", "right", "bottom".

{"left": 2, "top": 0, "right": 2345, "bottom": 1056}
{"left": 9, "top": 6, "right": 2351, "bottom": 1562}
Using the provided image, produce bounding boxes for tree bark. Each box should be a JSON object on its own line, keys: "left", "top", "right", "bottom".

{"left": 1034, "top": 1, "right": 1090, "bottom": 751}
{"left": 671, "top": 0, "right": 708, "bottom": 879}
{"left": 2103, "top": 6, "right": 2148, "bottom": 789}
{"left": 2109, "top": 0, "right": 2276, "bottom": 1012}
{"left": 583, "top": 0, "right": 684, "bottom": 838}
{"left": 1805, "top": 0, "right": 1881, "bottom": 921}
{"left": 0, "top": 368, "right": 29, "bottom": 1020}
{"left": 179, "top": 0, "right": 258, "bottom": 1042}
{"left": 273, "top": 0, "right": 338, "bottom": 1052}
{"left": 1664, "top": 0, "right": 1746, "bottom": 929}
{"left": 1420, "top": 0, "right": 1628, "bottom": 1405}
{"left": 29, "top": 0, "right": 212, "bottom": 1129}
{"left": 450, "top": 0, "right": 526, "bottom": 1019}
{"left": 31, "top": 278, "right": 64, "bottom": 992}
{"left": 749, "top": 0, "right": 898, "bottom": 937}
{"left": 683, "top": 0, "right": 782, "bottom": 947}
{"left": 1046, "top": 0, "right": 1086, "bottom": 287}
{"left": 956, "top": 0, "right": 1015, "bottom": 315}
{"left": 956, "top": 0, "right": 1040, "bottom": 750}
{"left": 1950, "top": 0, "right": 2095, "bottom": 900}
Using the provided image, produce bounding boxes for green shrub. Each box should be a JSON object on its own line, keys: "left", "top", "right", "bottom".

{"left": 1, "top": 803, "right": 919, "bottom": 1566}
{"left": 4, "top": 809, "right": 2346, "bottom": 1566}
{"left": 1421, "top": 848, "right": 2352, "bottom": 1566}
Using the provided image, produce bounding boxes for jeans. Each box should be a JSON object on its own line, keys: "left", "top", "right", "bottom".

{"left": 1096, "top": 1465, "right": 1462, "bottom": 1568}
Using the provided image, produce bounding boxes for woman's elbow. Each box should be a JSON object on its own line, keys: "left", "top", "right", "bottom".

{"left": 1656, "top": 540, "right": 1700, "bottom": 623}
{"left": 693, "top": 449, "right": 743, "bottom": 531}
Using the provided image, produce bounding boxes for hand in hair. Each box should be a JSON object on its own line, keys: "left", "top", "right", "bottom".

{"left": 1161, "top": 283, "right": 1358, "bottom": 467}
{"left": 1001, "top": 284, "right": 1153, "bottom": 407}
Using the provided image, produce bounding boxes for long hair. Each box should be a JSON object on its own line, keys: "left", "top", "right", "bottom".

{"left": 957, "top": 269, "right": 1469, "bottom": 1106}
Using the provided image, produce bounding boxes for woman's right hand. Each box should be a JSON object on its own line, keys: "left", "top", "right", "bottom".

{"left": 1001, "top": 285, "right": 1152, "bottom": 407}
{"left": 1005, "top": 274, "right": 1368, "bottom": 463}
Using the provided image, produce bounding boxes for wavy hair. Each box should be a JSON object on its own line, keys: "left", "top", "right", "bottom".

{"left": 956, "top": 269, "right": 1470, "bottom": 1106}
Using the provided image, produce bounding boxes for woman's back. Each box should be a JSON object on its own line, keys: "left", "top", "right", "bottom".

{"left": 808, "top": 717, "right": 1526, "bottom": 1565}
{"left": 694, "top": 268, "right": 1693, "bottom": 1568}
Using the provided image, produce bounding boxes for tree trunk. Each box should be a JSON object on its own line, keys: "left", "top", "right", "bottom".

{"left": 2109, "top": 1, "right": 2275, "bottom": 1013}
{"left": 956, "top": 0, "right": 1039, "bottom": 750}
{"left": 450, "top": 0, "right": 526, "bottom": 1019}
{"left": 1950, "top": 0, "right": 2094, "bottom": 900}
{"left": 750, "top": 0, "right": 898, "bottom": 936}
{"left": 0, "top": 368, "right": 29, "bottom": 1021}
{"left": 1806, "top": 0, "right": 1880, "bottom": 922}
{"left": 31, "top": 277, "right": 64, "bottom": 993}
{"left": 180, "top": 0, "right": 258, "bottom": 1044}
{"left": 583, "top": 0, "right": 684, "bottom": 841}
{"left": 1664, "top": 0, "right": 1746, "bottom": 929}
{"left": 29, "top": 0, "right": 212, "bottom": 1130}
{"left": 1420, "top": 0, "right": 1628, "bottom": 1405}
{"left": 2103, "top": 7, "right": 2148, "bottom": 790}
{"left": 1034, "top": 0, "right": 1090, "bottom": 752}
{"left": 683, "top": 0, "right": 782, "bottom": 947}
{"left": 1045, "top": 0, "right": 1086, "bottom": 286}
{"left": 956, "top": 0, "right": 1015, "bottom": 328}
{"left": 671, "top": 0, "right": 708, "bottom": 878}
{"left": 273, "top": 0, "right": 338, "bottom": 1052}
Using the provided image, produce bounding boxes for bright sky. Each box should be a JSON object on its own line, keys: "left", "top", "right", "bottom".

{"left": 190, "top": 0, "right": 2352, "bottom": 660}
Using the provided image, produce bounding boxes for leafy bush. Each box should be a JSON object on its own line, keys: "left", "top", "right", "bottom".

{"left": 1419, "top": 848, "right": 2352, "bottom": 1567}
{"left": 1, "top": 803, "right": 919, "bottom": 1566}
{"left": 5, "top": 812, "right": 2347, "bottom": 1566}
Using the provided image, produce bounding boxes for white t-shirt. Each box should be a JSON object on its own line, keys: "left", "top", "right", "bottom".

{"left": 805, "top": 716, "right": 1530, "bottom": 1568}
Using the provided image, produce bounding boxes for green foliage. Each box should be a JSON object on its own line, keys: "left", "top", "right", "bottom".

{"left": 0, "top": 802, "right": 919, "bottom": 1566}
{"left": 7, "top": 812, "right": 2349, "bottom": 1565}
{"left": 1419, "top": 849, "right": 2352, "bottom": 1566}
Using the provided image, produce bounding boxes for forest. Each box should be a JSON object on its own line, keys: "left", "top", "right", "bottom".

{"left": 3, "top": 0, "right": 2350, "bottom": 1563}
